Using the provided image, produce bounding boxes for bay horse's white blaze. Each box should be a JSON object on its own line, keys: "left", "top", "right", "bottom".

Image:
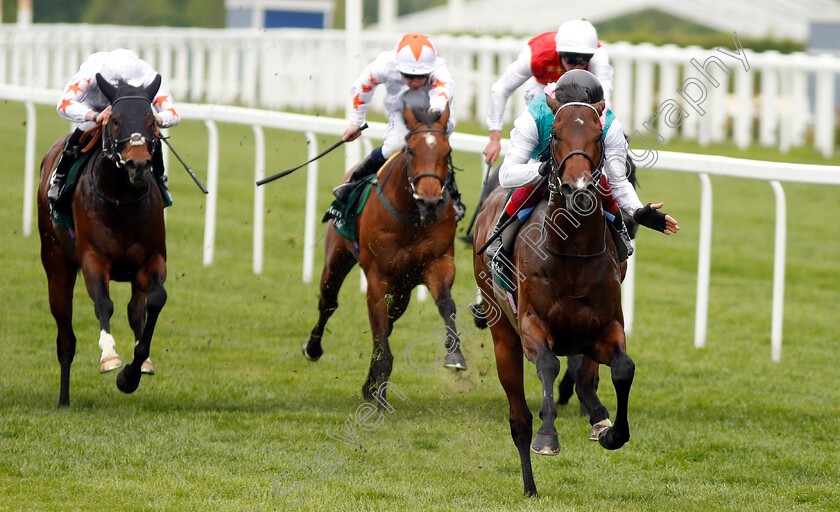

{"left": 574, "top": 117, "right": 584, "bottom": 125}
{"left": 424, "top": 133, "right": 436, "bottom": 146}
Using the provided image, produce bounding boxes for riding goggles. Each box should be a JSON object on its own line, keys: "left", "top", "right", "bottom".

{"left": 400, "top": 72, "right": 430, "bottom": 81}
{"left": 560, "top": 52, "right": 593, "bottom": 67}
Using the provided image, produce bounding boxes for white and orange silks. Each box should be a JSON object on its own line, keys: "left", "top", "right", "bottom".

{"left": 57, "top": 48, "right": 180, "bottom": 132}
{"left": 349, "top": 35, "right": 455, "bottom": 158}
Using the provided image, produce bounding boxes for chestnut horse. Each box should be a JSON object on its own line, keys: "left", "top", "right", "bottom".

{"left": 473, "top": 97, "right": 634, "bottom": 497}
{"left": 302, "top": 104, "right": 466, "bottom": 401}
{"left": 38, "top": 74, "right": 167, "bottom": 407}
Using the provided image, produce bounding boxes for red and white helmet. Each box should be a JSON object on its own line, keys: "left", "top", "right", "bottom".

{"left": 394, "top": 33, "right": 437, "bottom": 75}
{"left": 555, "top": 19, "right": 598, "bottom": 55}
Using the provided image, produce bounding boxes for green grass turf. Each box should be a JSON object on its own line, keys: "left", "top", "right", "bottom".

{"left": 0, "top": 100, "right": 838, "bottom": 511}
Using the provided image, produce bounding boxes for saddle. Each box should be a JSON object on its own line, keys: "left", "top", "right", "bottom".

{"left": 322, "top": 174, "right": 376, "bottom": 244}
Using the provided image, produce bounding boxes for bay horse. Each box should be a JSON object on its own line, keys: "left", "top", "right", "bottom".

{"left": 302, "top": 104, "right": 466, "bottom": 402}
{"left": 473, "top": 97, "right": 634, "bottom": 497}
{"left": 38, "top": 73, "right": 167, "bottom": 407}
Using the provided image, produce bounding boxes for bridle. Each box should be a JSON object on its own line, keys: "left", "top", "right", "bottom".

{"left": 542, "top": 101, "right": 609, "bottom": 259}
{"left": 546, "top": 101, "right": 605, "bottom": 195}
{"left": 402, "top": 127, "right": 454, "bottom": 201}
{"left": 101, "top": 95, "right": 158, "bottom": 168}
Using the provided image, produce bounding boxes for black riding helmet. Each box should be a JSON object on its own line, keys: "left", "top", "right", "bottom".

{"left": 554, "top": 69, "right": 604, "bottom": 104}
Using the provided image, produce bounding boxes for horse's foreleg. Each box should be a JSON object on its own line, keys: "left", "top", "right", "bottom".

{"left": 117, "top": 264, "right": 166, "bottom": 394}
{"left": 589, "top": 322, "right": 634, "bottom": 450}
{"left": 530, "top": 349, "right": 561, "bottom": 456}
{"left": 127, "top": 283, "right": 154, "bottom": 374}
{"left": 80, "top": 255, "right": 122, "bottom": 373}
{"left": 44, "top": 251, "right": 78, "bottom": 408}
{"left": 362, "top": 268, "right": 396, "bottom": 402}
{"left": 303, "top": 231, "right": 357, "bottom": 361}
{"left": 492, "top": 324, "right": 537, "bottom": 497}
{"left": 424, "top": 257, "right": 466, "bottom": 370}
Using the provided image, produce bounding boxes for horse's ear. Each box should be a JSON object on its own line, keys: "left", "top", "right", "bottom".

{"left": 433, "top": 104, "right": 450, "bottom": 130}
{"left": 593, "top": 100, "right": 606, "bottom": 117}
{"left": 96, "top": 73, "right": 117, "bottom": 103}
{"left": 145, "top": 74, "right": 162, "bottom": 102}
{"left": 545, "top": 94, "right": 561, "bottom": 114}
{"left": 403, "top": 104, "right": 420, "bottom": 130}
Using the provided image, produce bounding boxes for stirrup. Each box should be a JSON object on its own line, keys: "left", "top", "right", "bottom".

{"left": 332, "top": 181, "right": 356, "bottom": 201}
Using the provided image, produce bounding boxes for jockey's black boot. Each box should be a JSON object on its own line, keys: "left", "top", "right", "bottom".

{"left": 611, "top": 211, "right": 634, "bottom": 261}
{"left": 332, "top": 150, "right": 385, "bottom": 202}
{"left": 447, "top": 177, "right": 466, "bottom": 222}
{"left": 486, "top": 211, "right": 522, "bottom": 275}
{"left": 48, "top": 129, "right": 84, "bottom": 211}
{"left": 151, "top": 141, "right": 172, "bottom": 207}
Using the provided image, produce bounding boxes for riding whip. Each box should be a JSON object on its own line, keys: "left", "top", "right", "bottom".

{"left": 256, "top": 123, "right": 369, "bottom": 186}
{"left": 161, "top": 136, "right": 208, "bottom": 194}
{"left": 461, "top": 162, "right": 493, "bottom": 240}
{"left": 475, "top": 174, "right": 549, "bottom": 256}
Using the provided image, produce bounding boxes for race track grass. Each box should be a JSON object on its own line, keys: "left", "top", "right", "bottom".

{"left": 1, "top": 100, "right": 839, "bottom": 511}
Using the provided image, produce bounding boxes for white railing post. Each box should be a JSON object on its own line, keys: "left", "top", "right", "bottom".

{"left": 202, "top": 120, "right": 219, "bottom": 266}
{"left": 694, "top": 173, "right": 713, "bottom": 349}
{"left": 22, "top": 100, "right": 36, "bottom": 237}
{"left": 303, "top": 131, "right": 319, "bottom": 283}
{"left": 252, "top": 125, "right": 266, "bottom": 275}
{"left": 814, "top": 55, "right": 836, "bottom": 158}
{"left": 769, "top": 181, "right": 786, "bottom": 362}
{"left": 622, "top": 240, "right": 636, "bottom": 336}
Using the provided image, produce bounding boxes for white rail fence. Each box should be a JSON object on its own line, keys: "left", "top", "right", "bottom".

{"left": 1, "top": 25, "right": 838, "bottom": 156}
{"left": 4, "top": 86, "right": 840, "bottom": 361}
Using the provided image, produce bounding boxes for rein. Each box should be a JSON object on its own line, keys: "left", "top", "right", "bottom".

{"left": 101, "top": 96, "right": 158, "bottom": 168}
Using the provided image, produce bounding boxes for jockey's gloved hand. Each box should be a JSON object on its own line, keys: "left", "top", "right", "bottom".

{"left": 633, "top": 203, "right": 667, "bottom": 232}
{"left": 538, "top": 160, "right": 552, "bottom": 176}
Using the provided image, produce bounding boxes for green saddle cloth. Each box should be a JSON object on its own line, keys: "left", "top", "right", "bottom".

{"left": 321, "top": 175, "right": 376, "bottom": 243}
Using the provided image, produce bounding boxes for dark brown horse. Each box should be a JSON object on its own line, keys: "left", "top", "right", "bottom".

{"left": 38, "top": 74, "right": 167, "bottom": 407}
{"left": 302, "top": 104, "right": 466, "bottom": 401}
{"left": 473, "top": 97, "right": 633, "bottom": 497}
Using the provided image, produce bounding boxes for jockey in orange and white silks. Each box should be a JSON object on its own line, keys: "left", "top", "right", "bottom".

{"left": 484, "top": 19, "right": 614, "bottom": 164}
{"left": 333, "top": 33, "right": 466, "bottom": 221}
{"left": 49, "top": 48, "right": 179, "bottom": 209}
{"left": 57, "top": 48, "right": 180, "bottom": 131}
{"left": 345, "top": 33, "right": 455, "bottom": 158}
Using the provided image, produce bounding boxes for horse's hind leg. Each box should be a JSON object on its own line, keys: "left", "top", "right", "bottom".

{"left": 493, "top": 324, "right": 537, "bottom": 497}
{"left": 575, "top": 355, "right": 612, "bottom": 440}
{"left": 303, "top": 230, "right": 357, "bottom": 361}
{"left": 44, "top": 253, "right": 78, "bottom": 408}
{"left": 127, "top": 283, "right": 154, "bottom": 374}
{"left": 424, "top": 257, "right": 467, "bottom": 370}
{"left": 117, "top": 263, "right": 166, "bottom": 394}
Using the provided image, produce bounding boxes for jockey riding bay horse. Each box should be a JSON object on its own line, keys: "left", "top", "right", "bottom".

{"left": 473, "top": 96, "right": 634, "bottom": 497}
{"left": 38, "top": 74, "right": 167, "bottom": 407}
{"left": 302, "top": 104, "right": 466, "bottom": 401}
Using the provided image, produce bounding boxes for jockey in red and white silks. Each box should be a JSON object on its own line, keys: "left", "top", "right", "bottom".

{"left": 484, "top": 19, "right": 614, "bottom": 164}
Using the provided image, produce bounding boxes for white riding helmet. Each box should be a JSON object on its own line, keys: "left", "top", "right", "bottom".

{"left": 555, "top": 19, "right": 598, "bottom": 55}
{"left": 394, "top": 33, "right": 437, "bottom": 75}
{"left": 100, "top": 49, "right": 146, "bottom": 87}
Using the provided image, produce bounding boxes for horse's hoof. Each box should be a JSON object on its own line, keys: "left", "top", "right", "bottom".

{"left": 99, "top": 356, "right": 124, "bottom": 374}
{"left": 598, "top": 424, "right": 629, "bottom": 450}
{"left": 301, "top": 340, "right": 322, "bottom": 361}
{"left": 141, "top": 358, "right": 155, "bottom": 375}
{"left": 530, "top": 433, "right": 561, "bottom": 455}
{"left": 116, "top": 368, "right": 140, "bottom": 394}
{"left": 589, "top": 418, "right": 613, "bottom": 441}
{"left": 469, "top": 304, "right": 488, "bottom": 329}
{"left": 443, "top": 351, "right": 467, "bottom": 370}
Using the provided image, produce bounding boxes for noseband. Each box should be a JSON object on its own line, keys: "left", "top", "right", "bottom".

{"left": 102, "top": 95, "right": 157, "bottom": 168}
{"left": 546, "top": 102, "right": 605, "bottom": 194}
